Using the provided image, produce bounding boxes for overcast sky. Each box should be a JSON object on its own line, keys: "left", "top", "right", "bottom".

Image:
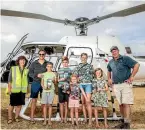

{"left": 1, "top": 0, "right": 145, "bottom": 62}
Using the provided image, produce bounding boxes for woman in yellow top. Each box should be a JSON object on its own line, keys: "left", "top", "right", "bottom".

{"left": 7, "top": 56, "right": 28, "bottom": 124}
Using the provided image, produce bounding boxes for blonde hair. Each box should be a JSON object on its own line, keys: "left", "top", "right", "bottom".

{"left": 81, "top": 53, "right": 88, "bottom": 58}
{"left": 70, "top": 74, "right": 79, "bottom": 82}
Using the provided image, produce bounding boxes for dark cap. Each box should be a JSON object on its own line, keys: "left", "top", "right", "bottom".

{"left": 110, "top": 46, "right": 119, "bottom": 52}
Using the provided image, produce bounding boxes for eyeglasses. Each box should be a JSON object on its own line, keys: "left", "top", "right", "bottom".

{"left": 39, "top": 53, "right": 45, "bottom": 56}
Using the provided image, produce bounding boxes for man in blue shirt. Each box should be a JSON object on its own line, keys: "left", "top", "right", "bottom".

{"left": 107, "top": 46, "right": 140, "bottom": 129}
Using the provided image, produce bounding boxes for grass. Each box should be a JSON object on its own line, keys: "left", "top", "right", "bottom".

{"left": 1, "top": 87, "right": 145, "bottom": 129}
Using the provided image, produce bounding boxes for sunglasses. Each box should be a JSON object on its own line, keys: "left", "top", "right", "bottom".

{"left": 39, "top": 53, "right": 45, "bottom": 56}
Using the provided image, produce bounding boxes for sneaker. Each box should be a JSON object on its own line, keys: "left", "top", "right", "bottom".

{"left": 123, "top": 123, "right": 130, "bottom": 129}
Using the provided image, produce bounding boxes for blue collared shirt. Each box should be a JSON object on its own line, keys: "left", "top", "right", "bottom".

{"left": 107, "top": 55, "right": 137, "bottom": 84}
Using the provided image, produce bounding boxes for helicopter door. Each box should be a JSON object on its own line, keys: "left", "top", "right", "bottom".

{"left": 66, "top": 47, "right": 93, "bottom": 70}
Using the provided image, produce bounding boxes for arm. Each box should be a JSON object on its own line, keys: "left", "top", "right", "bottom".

{"left": 107, "top": 63, "right": 113, "bottom": 86}
{"left": 131, "top": 63, "right": 140, "bottom": 77}
{"left": 29, "top": 63, "right": 35, "bottom": 79}
{"left": 127, "top": 63, "right": 140, "bottom": 83}
{"left": 53, "top": 73, "right": 57, "bottom": 84}
{"left": 124, "top": 56, "right": 140, "bottom": 83}
{"left": 8, "top": 69, "right": 12, "bottom": 94}
{"left": 41, "top": 78, "right": 45, "bottom": 89}
{"left": 102, "top": 83, "right": 108, "bottom": 92}
{"left": 107, "top": 71, "right": 112, "bottom": 86}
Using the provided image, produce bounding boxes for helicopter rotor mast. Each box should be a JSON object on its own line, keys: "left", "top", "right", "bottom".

{"left": 1, "top": 4, "right": 145, "bottom": 35}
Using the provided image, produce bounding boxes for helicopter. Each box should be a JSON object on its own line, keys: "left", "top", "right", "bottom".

{"left": 1, "top": 3, "right": 145, "bottom": 121}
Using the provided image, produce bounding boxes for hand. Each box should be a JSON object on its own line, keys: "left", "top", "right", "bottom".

{"left": 59, "top": 78, "right": 65, "bottom": 82}
{"left": 93, "top": 89, "right": 96, "bottom": 94}
{"left": 37, "top": 73, "right": 43, "bottom": 78}
{"left": 8, "top": 89, "right": 11, "bottom": 95}
{"left": 125, "top": 76, "right": 134, "bottom": 84}
{"left": 66, "top": 91, "right": 70, "bottom": 94}
{"left": 108, "top": 79, "right": 113, "bottom": 86}
{"left": 97, "top": 88, "right": 101, "bottom": 92}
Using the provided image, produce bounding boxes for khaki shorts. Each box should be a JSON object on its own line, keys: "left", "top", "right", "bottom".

{"left": 113, "top": 83, "right": 134, "bottom": 105}
{"left": 41, "top": 92, "right": 55, "bottom": 104}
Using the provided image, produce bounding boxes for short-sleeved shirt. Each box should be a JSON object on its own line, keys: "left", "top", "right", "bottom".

{"left": 70, "top": 83, "right": 80, "bottom": 100}
{"left": 107, "top": 55, "right": 137, "bottom": 83}
{"left": 73, "top": 63, "right": 94, "bottom": 83}
{"left": 42, "top": 72, "right": 56, "bottom": 93}
{"left": 57, "top": 67, "right": 72, "bottom": 87}
{"left": 92, "top": 78, "right": 106, "bottom": 91}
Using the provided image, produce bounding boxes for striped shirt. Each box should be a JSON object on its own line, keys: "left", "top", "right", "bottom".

{"left": 57, "top": 67, "right": 72, "bottom": 87}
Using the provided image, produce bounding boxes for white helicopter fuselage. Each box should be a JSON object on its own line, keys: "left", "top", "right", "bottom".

{"left": 58, "top": 35, "right": 145, "bottom": 80}
{"left": 4, "top": 35, "right": 144, "bottom": 81}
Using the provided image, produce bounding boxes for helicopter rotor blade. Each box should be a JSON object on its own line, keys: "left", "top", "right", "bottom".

{"left": 1, "top": 9, "right": 76, "bottom": 26}
{"left": 87, "top": 3, "right": 145, "bottom": 26}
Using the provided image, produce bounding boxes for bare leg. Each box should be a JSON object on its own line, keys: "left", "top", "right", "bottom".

{"left": 30, "top": 98, "right": 37, "bottom": 121}
{"left": 75, "top": 107, "right": 79, "bottom": 126}
{"left": 94, "top": 107, "right": 100, "bottom": 128}
{"left": 103, "top": 107, "right": 108, "bottom": 128}
{"left": 15, "top": 105, "right": 22, "bottom": 119}
{"left": 70, "top": 108, "right": 74, "bottom": 125}
{"left": 86, "top": 93, "right": 92, "bottom": 126}
{"left": 42, "top": 104, "right": 47, "bottom": 125}
{"left": 59, "top": 103, "right": 64, "bottom": 122}
{"left": 81, "top": 95, "right": 87, "bottom": 122}
{"left": 64, "top": 102, "right": 68, "bottom": 123}
{"left": 119, "top": 104, "right": 124, "bottom": 119}
{"left": 48, "top": 104, "right": 52, "bottom": 125}
{"left": 8, "top": 105, "right": 14, "bottom": 119}
{"left": 123, "top": 104, "right": 131, "bottom": 123}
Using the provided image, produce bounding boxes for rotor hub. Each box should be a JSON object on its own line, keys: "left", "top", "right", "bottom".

{"left": 75, "top": 17, "right": 89, "bottom": 24}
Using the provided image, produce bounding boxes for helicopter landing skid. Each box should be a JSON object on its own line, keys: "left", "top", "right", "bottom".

{"left": 16, "top": 98, "right": 122, "bottom": 121}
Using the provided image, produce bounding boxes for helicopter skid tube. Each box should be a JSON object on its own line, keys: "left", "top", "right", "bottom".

{"left": 16, "top": 98, "right": 122, "bottom": 121}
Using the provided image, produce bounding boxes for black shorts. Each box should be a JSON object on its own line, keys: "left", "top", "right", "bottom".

{"left": 58, "top": 87, "right": 69, "bottom": 103}
{"left": 10, "top": 92, "right": 25, "bottom": 106}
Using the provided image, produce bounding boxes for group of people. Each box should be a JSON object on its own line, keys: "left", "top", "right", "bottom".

{"left": 7, "top": 46, "right": 140, "bottom": 129}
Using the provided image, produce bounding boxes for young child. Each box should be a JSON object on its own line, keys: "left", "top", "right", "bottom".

{"left": 41, "top": 62, "right": 57, "bottom": 126}
{"left": 57, "top": 56, "right": 72, "bottom": 123}
{"left": 68, "top": 74, "right": 80, "bottom": 126}
{"left": 92, "top": 68, "right": 109, "bottom": 128}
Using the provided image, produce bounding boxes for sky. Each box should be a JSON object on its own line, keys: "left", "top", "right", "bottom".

{"left": 1, "top": 0, "right": 145, "bottom": 62}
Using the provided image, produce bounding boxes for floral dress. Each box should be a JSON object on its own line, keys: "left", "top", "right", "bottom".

{"left": 92, "top": 78, "right": 108, "bottom": 107}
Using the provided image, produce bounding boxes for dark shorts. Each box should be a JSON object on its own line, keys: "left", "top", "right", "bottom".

{"left": 10, "top": 92, "right": 25, "bottom": 106}
{"left": 58, "top": 87, "right": 69, "bottom": 103}
{"left": 30, "top": 81, "right": 42, "bottom": 98}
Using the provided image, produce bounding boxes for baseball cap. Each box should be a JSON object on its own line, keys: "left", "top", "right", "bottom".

{"left": 110, "top": 46, "right": 119, "bottom": 52}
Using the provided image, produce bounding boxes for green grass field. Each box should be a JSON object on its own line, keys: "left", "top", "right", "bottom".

{"left": 1, "top": 87, "right": 145, "bottom": 129}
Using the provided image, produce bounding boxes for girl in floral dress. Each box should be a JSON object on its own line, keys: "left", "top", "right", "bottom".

{"left": 92, "top": 68, "right": 109, "bottom": 128}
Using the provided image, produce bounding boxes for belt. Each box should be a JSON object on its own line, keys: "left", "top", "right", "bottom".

{"left": 113, "top": 81, "right": 125, "bottom": 84}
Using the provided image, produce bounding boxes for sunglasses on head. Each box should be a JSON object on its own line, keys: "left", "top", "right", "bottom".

{"left": 39, "top": 53, "right": 45, "bottom": 56}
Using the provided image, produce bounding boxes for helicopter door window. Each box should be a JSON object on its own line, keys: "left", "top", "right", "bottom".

{"left": 66, "top": 47, "right": 93, "bottom": 69}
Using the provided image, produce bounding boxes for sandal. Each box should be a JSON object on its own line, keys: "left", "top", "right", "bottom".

{"left": 43, "top": 120, "right": 47, "bottom": 126}
{"left": 15, "top": 118, "right": 20, "bottom": 122}
{"left": 48, "top": 121, "right": 52, "bottom": 126}
{"left": 7, "top": 119, "right": 13, "bottom": 124}
{"left": 81, "top": 120, "right": 87, "bottom": 124}
{"left": 31, "top": 120, "right": 36, "bottom": 124}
